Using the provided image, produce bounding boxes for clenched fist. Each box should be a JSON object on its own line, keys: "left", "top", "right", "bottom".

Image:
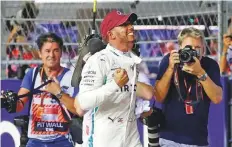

{"left": 114, "top": 68, "right": 129, "bottom": 88}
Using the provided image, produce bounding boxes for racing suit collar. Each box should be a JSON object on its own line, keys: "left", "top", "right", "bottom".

{"left": 106, "top": 44, "right": 142, "bottom": 64}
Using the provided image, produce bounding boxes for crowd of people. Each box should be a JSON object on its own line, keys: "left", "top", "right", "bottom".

{"left": 1, "top": 5, "right": 232, "bottom": 147}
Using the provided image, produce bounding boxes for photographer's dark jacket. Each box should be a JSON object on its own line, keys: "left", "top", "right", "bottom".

{"left": 20, "top": 67, "right": 78, "bottom": 141}
{"left": 156, "top": 54, "right": 222, "bottom": 146}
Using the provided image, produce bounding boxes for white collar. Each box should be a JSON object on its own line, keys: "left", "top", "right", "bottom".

{"left": 106, "top": 44, "right": 142, "bottom": 64}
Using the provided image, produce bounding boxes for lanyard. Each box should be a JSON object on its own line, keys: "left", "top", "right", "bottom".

{"left": 174, "top": 65, "right": 203, "bottom": 106}
{"left": 39, "top": 67, "right": 47, "bottom": 107}
{"left": 184, "top": 80, "right": 192, "bottom": 101}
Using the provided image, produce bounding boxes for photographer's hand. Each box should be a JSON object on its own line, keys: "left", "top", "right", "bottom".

{"left": 183, "top": 58, "right": 222, "bottom": 104}
{"left": 45, "top": 77, "right": 78, "bottom": 115}
{"left": 169, "top": 50, "right": 180, "bottom": 70}
{"left": 182, "top": 57, "right": 205, "bottom": 77}
{"left": 44, "top": 77, "right": 61, "bottom": 96}
{"left": 223, "top": 34, "right": 232, "bottom": 51}
{"left": 155, "top": 50, "right": 178, "bottom": 103}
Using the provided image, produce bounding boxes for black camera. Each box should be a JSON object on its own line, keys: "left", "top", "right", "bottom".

{"left": 1, "top": 91, "right": 29, "bottom": 146}
{"left": 141, "top": 107, "right": 165, "bottom": 147}
{"left": 14, "top": 115, "right": 29, "bottom": 147}
{"left": 179, "top": 45, "right": 199, "bottom": 63}
{"left": 1, "top": 90, "right": 17, "bottom": 113}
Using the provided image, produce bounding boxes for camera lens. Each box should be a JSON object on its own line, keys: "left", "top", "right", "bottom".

{"left": 180, "top": 51, "right": 191, "bottom": 63}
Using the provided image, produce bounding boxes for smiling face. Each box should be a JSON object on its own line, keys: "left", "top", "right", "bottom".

{"left": 117, "top": 21, "right": 135, "bottom": 42}
{"left": 109, "top": 21, "right": 135, "bottom": 51}
{"left": 39, "top": 41, "right": 62, "bottom": 69}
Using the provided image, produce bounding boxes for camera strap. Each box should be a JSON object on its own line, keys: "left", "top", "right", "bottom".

{"left": 22, "top": 66, "right": 75, "bottom": 124}
{"left": 52, "top": 96, "right": 71, "bottom": 122}
{"left": 27, "top": 67, "right": 40, "bottom": 115}
{"left": 173, "top": 65, "right": 203, "bottom": 106}
{"left": 17, "top": 80, "right": 52, "bottom": 99}
{"left": 17, "top": 66, "right": 52, "bottom": 115}
{"left": 39, "top": 66, "right": 72, "bottom": 122}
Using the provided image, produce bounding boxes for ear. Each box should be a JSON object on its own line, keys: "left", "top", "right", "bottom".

{"left": 107, "top": 30, "right": 116, "bottom": 40}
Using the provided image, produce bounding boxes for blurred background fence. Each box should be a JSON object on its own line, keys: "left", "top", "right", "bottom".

{"left": 1, "top": 0, "right": 232, "bottom": 80}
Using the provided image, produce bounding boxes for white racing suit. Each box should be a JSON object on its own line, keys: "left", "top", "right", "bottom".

{"left": 78, "top": 44, "right": 142, "bottom": 147}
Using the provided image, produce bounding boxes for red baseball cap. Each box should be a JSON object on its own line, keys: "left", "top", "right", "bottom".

{"left": 100, "top": 10, "right": 137, "bottom": 40}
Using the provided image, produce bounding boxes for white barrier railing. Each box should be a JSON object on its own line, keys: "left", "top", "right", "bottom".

{"left": 1, "top": 56, "right": 217, "bottom": 65}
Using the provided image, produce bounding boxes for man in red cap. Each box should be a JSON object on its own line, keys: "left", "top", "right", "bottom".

{"left": 76, "top": 10, "right": 154, "bottom": 147}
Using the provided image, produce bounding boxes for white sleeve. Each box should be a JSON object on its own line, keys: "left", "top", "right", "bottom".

{"left": 77, "top": 53, "right": 120, "bottom": 110}
{"left": 135, "top": 72, "right": 151, "bottom": 118}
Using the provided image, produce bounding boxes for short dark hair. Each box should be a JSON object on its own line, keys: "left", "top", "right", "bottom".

{"left": 36, "top": 33, "right": 63, "bottom": 50}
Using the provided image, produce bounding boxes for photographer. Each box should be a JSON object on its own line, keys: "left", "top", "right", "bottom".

{"left": 2, "top": 33, "right": 82, "bottom": 147}
{"left": 154, "top": 27, "right": 222, "bottom": 146}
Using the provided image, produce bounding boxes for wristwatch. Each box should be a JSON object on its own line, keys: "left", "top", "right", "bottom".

{"left": 198, "top": 73, "right": 208, "bottom": 81}
{"left": 56, "top": 90, "right": 64, "bottom": 99}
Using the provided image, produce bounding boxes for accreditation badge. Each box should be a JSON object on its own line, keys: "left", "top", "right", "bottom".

{"left": 185, "top": 100, "right": 194, "bottom": 114}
